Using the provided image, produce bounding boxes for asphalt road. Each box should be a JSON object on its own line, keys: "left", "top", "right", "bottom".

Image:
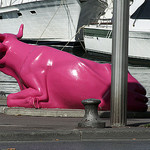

{"left": 1, "top": 140, "right": 150, "bottom": 150}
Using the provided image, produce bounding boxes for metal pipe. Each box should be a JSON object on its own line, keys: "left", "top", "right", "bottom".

{"left": 110, "top": 0, "right": 129, "bottom": 127}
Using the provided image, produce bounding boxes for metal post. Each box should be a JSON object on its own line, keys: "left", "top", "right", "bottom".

{"left": 110, "top": 0, "right": 129, "bottom": 127}
{"left": 78, "top": 99, "right": 105, "bottom": 128}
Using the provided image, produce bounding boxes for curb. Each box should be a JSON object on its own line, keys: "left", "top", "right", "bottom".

{"left": 2, "top": 107, "right": 85, "bottom": 117}
{"left": 1, "top": 128, "right": 150, "bottom": 141}
{"left": 0, "top": 98, "right": 150, "bottom": 118}
{"left": 0, "top": 106, "right": 150, "bottom": 118}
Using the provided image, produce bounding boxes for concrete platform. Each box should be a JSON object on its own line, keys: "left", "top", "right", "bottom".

{"left": 0, "top": 98, "right": 150, "bottom": 118}
{"left": 0, "top": 99, "right": 150, "bottom": 141}
{"left": 0, "top": 113, "right": 149, "bottom": 141}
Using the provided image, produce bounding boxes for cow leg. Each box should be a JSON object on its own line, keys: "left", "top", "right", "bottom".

{"left": 7, "top": 88, "right": 48, "bottom": 108}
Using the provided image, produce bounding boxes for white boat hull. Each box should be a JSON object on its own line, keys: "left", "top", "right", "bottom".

{"left": 0, "top": 0, "right": 105, "bottom": 46}
{"left": 84, "top": 26, "right": 150, "bottom": 65}
{"left": 0, "top": 0, "right": 81, "bottom": 42}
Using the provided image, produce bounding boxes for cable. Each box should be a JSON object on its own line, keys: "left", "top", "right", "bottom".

{"left": 36, "top": 0, "right": 64, "bottom": 45}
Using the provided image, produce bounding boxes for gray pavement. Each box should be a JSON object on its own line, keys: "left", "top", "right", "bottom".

{"left": 0, "top": 98, "right": 150, "bottom": 141}
{"left": 1, "top": 140, "right": 150, "bottom": 150}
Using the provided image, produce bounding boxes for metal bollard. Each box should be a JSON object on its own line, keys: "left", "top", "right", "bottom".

{"left": 78, "top": 99, "right": 105, "bottom": 128}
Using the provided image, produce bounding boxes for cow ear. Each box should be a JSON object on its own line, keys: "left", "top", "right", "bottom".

{"left": 16, "top": 24, "right": 24, "bottom": 39}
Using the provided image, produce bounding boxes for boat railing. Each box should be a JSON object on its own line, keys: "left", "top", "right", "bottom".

{"left": 11, "top": 0, "right": 40, "bottom": 6}
{"left": 87, "top": 18, "right": 112, "bottom": 28}
{"left": 0, "top": 0, "right": 40, "bottom": 7}
{"left": 88, "top": 18, "right": 100, "bottom": 25}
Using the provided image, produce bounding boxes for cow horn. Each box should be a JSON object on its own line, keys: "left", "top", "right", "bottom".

{"left": 16, "top": 24, "right": 24, "bottom": 39}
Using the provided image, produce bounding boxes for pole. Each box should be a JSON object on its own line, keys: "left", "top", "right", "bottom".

{"left": 110, "top": 0, "right": 129, "bottom": 127}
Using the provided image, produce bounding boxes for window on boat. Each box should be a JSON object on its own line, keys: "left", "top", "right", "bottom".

{"left": 131, "top": 0, "right": 150, "bottom": 19}
{"left": 0, "top": 16, "right": 2, "bottom": 19}
{"left": 0, "top": 11, "right": 19, "bottom": 19}
{"left": 17, "top": 12, "right": 22, "bottom": 17}
{"left": 79, "top": 0, "right": 87, "bottom": 3}
{"left": 30, "top": 10, "right": 36, "bottom": 14}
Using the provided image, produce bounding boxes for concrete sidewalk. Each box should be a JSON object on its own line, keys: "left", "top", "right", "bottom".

{"left": 0, "top": 113, "right": 150, "bottom": 141}
{"left": 0, "top": 98, "right": 150, "bottom": 141}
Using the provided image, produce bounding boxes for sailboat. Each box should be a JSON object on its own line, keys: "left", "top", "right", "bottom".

{"left": 83, "top": 0, "right": 150, "bottom": 66}
{"left": 0, "top": 0, "right": 106, "bottom": 52}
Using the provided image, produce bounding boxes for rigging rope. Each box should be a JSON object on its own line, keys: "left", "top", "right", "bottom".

{"left": 36, "top": 0, "right": 64, "bottom": 45}
{"left": 36, "top": 0, "right": 86, "bottom": 53}
{"left": 61, "top": 25, "right": 86, "bottom": 51}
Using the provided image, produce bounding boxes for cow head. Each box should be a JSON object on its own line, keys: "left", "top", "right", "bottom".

{"left": 0, "top": 24, "right": 24, "bottom": 68}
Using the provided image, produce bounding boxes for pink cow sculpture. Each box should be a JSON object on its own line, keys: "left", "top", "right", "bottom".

{"left": 0, "top": 25, "right": 148, "bottom": 111}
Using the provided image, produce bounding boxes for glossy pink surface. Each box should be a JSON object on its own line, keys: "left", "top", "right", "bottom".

{"left": 0, "top": 25, "right": 148, "bottom": 111}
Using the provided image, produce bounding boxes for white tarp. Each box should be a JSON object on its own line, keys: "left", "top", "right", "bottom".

{"left": 0, "top": 0, "right": 43, "bottom": 7}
